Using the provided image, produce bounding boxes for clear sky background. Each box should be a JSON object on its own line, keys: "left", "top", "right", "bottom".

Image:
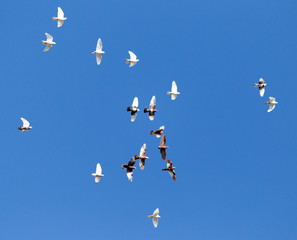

{"left": 0, "top": 0, "right": 297, "bottom": 239}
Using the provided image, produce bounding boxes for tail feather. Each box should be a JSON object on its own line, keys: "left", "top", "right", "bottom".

{"left": 167, "top": 91, "right": 171, "bottom": 95}
{"left": 150, "top": 130, "right": 155, "bottom": 135}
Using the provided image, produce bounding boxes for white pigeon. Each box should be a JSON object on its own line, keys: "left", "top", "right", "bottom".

{"left": 52, "top": 7, "right": 67, "bottom": 27}
{"left": 92, "top": 38, "right": 105, "bottom": 65}
{"left": 167, "top": 81, "right": 180, "bottom": 100}
{"left": 41, "top": 33, "right": 56, "bottom": 52}
{"left": 91, "top": 163, "right": 104, "bottom": 183}
{"left": 18, "top": 118, "right": 32, "bottom": 132}
{"left": 125, "top": 51, "right": 139, "bottom": 67}
{"left": 127, "top": 97, "right": 140, "bottom": 122}
{"left": 148, "top": 208, "right": 161, "bottom": 228}
{"left": 254, "top": 78, "right": 267, "bottom": 97}
{"left": 265, "top": 97, "right": 278, "bottom": 112}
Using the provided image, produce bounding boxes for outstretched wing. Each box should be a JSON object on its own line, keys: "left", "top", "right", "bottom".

{"left": 129, "top": 62, "right": 137, "bottom": 67}
{"left": 57, "top": 7, "right": 64, "bottom": 18}
{"left": 57, "top": 20, "right": 64, "bottom": 27}
{"left": 21, "top": 118, "right": 30, "bottom": 128}
{"left": 160, "top": 149, "right": 166, "bottom": 161}
{"left": 96, "top": 38, "right": 103, "bottom": 52}
{"left": 171, "top": 81, "right": 177, "bottom": 93}
{"left": 132, "top": 97, "right": 139, "bottom": 108}
{"left": 153, "top": 208, "right": 159, "bottom": 216}
{"left": 45, "top": 33, "right": 53, "bottom": 41}
{"left": 96, "top": 53, "right": 102, "bottom": 65}
{"left": 171, "top": 94, "right": 177, "bottom": 100}
{"left": 259, "top": 87, "right": 265, "bottom": 97}
{"left": 269, "top": 97, "right": 276, "bottom": 102}
{"left": 128, "top": 156, "right": 136, "bottom": 166}
{"left": 96, "top": 163, "right": 102, "bottom": 175}
{"left": 167, "top": 159, "right": 172, "bottom": 168}
{"left": 160, "top": 134, "right": 166, "bottom": 146}
{"left": 95, "top": 176, "right": 101, "bottom": 183}
{"left": 127, "top": 170, "right": 133, "bottom": 182}
{"left": 153, "top": 217, "right": 158, "bottom": 228}
{"left": 268, "top": 103, "right": 275, "bottom": 112}
{"left": 128, "top": 51, "right": 137, "bottom": 61}
{"left": 149, "top": 96, "right": 156, "bottom": 109}
{"left": 139, "top": 159, "right": 145, "bottom": 170}
{"left": 131, "top": 112, "right": 137, "bottom": 122}
{"left": 140, "top": 144, "right": 146, "bottom": 157}
{"left": 43, "top": 44, "right": 52, "bottom": 52}
{"left": 169, "top": 170, "right": 176, "bottom": 181}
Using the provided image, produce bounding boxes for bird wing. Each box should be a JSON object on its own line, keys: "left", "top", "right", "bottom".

{"left": 57, "top": 7, "right": 64, "bottom": 18}
{"left": 131, "top": 112, "right": 137, "bottom": 122}
{"left": 167, "top": 159, "right": 172, "bottom": 168}
{"left": 153, "top": 217, "right": 158, "bottom": 228}
{"left": 96, "top": 163, "right": 102, "bottom": 175}
{"left": 159, "top": 126, "right": 165, "bottom": 130}
{"left": 268, "top": 103, "right": 275, "bottom": 112}
{"left": 96, "top": 53, "right": 102, "bottom": 65}
{"left": 132, "top": 97, "right": 139, "bottom": 108}
{"left": 140, "top": 144, "right": 146, "bottom": 157}
{"left": 128, "top": 51, "right": 137, "bottom": 61}
{"left": 160, "top": 134, "right": 166, "bottom": 146}
{"left": 269, "top": 97, "right": 276, "bottom": 102}
{"left": 127, "top": 170, "right": 133, "bottom": 182}
{"left": 149, "top": 112, "right": 155, "bottom": 121}
{"left": 153, "top": 208, "right": 159, "bottom": 216}
{"left": 129, "top": 62, "right": 137, "bottom": 67}
{"left": 171, "top": 81, "right": 177, "bottom": 93}
{"left": 149, "top": 96, "right": 156, "bottom": 109}
{"left": 96, "top": 38, "right": 103, "bottom": 51}
{"left": 57, "top": 20, "right": 64, "bottom": 27}
{"left": 21, "top": 118, "right": 30, "bottom": 128}
{"left": 43, "top": 44, "right": 52, "bottom": 52}
{"left": 160, "top": 149, "right": 166, "bottom": 161}
{"left": 169, "top": 170, "right": 176, "bottom": 181}
{"left": 95, "top": 176, "right": 101, "bottom": 183}
{"left": 139, "top": 159, "right": 145, "bottom": 170}
{"left": 259, "top": 87, "right": 265, "bottom": 97}
{"left": 45, "top": 33, "right": 53, "bottom": 41}
{"left": 128, "top": 156, "right": 136, "bottom": 166}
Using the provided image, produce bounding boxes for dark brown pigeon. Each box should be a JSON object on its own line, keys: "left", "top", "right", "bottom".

{"left": 150, "top": 126, "right": 164, "bottom": 138}
{"left": 122, "top": 155, "right": 137, "bottom": 182}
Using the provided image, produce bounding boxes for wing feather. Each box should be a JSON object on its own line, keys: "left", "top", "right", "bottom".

{"left": 96, "top": 163, "right": 102, "bottom": 175}
{"left": 128, "top": 51, "right": 137, "bottom": 61}
{"left": 21, "top": 118, "right": 30, "bottom": 128}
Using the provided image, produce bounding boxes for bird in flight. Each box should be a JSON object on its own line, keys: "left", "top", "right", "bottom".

{"left": 122, "top": 156, "right": 137, "bottom": 182}
{"left": 91, "top": 163, "right": 104, "bottom": 183}
{"left": 162, "top": 159, "right": 176, "bottom": 181}
{"left": 254, "top": 78, "right": 267, "bottom": 97}
{"left": 92, "top": 38, "right": 105, "bottom": 65}
{"left": 125, "top": 51, "right": 139, "bottom": 67}
{"left": 18, "top": 118, "right": 32, "bottom": 132}
{"left": 127, "top": 97, "right": 140, "bottom": 122}
{"left": 167, "top": 81, "right": 180, "bottom": 100}
{"left": 158, "top": 134, "right": 168, "bottom": 161}
{"left": 265, "top": 97, "right": 278, "bottom": 112}
{"left": 148, "top": 208, "right": 161, "bottom": 228}
{"left": 42, "top": 33, "right": 56, "bottom": 52}
{"left": 52, "top": 7, "right": 67, "bottom": 27}
{"left": 144, "top": 96, "right": 157, "bottom": 121}
{"left": 150, "top": 126, "right": 165, "bottom": 138}
{"left": 135, "top": 144, "right": 149, "bottom": 170}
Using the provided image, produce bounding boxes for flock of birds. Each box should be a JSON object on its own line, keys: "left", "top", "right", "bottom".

{"left": 16, "top": 7, "right": 279, "bottom": 229}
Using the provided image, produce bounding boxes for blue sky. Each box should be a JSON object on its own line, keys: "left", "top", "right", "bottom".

{"left": 0, "top": 0, "right": 297, "bottom": 239}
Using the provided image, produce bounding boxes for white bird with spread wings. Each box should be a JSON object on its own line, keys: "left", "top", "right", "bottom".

{"left": 148, "top": 208, "right": 161, "bottom": 228}
{"left": 41, "top": 33, "right": 56, "bottom": 52}
{"left": 18, "top": 118, "right": 32, "bottom": 132}
{"left": 91, "top": 163, "right": 104, "bottom": 183}
{"left": 167, "top": 81, "right": 180, "bottom": 100}
{"left": 52, "top": 7, "right": 67, "bottom": 27}
{"left": 265, "top": 97, "right": 278, "bottom": 112}
{"left": 92, "top": 38, "right": 105, "bottom": 65}
{"left": 125, "top": 51, "right": 139, "bottom": 67}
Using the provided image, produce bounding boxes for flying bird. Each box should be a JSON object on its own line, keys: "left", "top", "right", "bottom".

{"left": 144, "top": 96, "right": 157, "bottom": 120}
{"left": 135, "top": 144, "right": 149, "bottom": 170}
{"left": 122, "top": 156, "right": 137, "bottom": 182}
{"left": 92, "top": 38, "right": 105, "bottom": 65}
{"left": 91, "top": 163, "right": 104, "bottom": 183}
{"left": 254, "top": 78, "right": 267, "bottom": 97}
{"left": 52, "top": 7, "right": 67, "bottom": 27}
{"left": 162, "top": 159, "right": 176, "bottom": 181}
{"left": 148, "top": 208, "right": 161, "bottom": 228}
{"left": 167, "top": 81, "right": 180, "bottom": 100}
{"left": 150, "top": 126, "right": 165, "bottom": 138}
{"left": 127, "top": 97, "right": 140, "bottom": 122}
{"left": 18, "top": 118, "right": 32, "bottom": 132}
{"left": 158, "top": 134, "right": 168, "bottom": 161}
{"left": 41, "top": 33, "right": 56, "bottom": 52}
{"left": 265, "top": 97, "right": 278, "bottom": 112}
{"left": 125, "top": 51, "right": 139, "bottom": 67}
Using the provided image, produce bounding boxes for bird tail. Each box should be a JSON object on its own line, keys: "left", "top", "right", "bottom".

{"left": 144, "top": 108, "right": 149, "bottom": 113}
{"left": 125, "top": 59, "right": 130, "bottom": 64}
{"left": 150, "top": 130, "right": 155, "bottom": 135}
{"left": 167, "top": 91, "right": 171, "bottom": 95}
{"left": 127, "top": 107, "right": 131, "bottom": 112}
{"left": 162, "top": 168, "right": 167, "bottom": 171}
{"left": 254, "top": 84, "right": 259, "bottom": 87}
{"left": 18, "top": 126, "right": 22, "bottom": 130}
{"left": 122, "top": 164, "right": 127, "bottom": 169}
{"left": 52, "top": 17, "right": 58, "bottom": 20}
{"left": 265, "top": 102, "right": 270, "bottom": 105}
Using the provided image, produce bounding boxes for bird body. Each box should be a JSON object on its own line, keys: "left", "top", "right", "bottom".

{"left": 92, "top": 38, "right": 105, "bottom": 65}
{"left": 52, "top": 7, "right": 67, "bottom": 27}
{"left": 122, "top": 156, "right": 137, "bottom": 182}
{"left": 265, "top": 97, "right": 278, "bottom": 112}
{"left": 127, "top": 97, "right": 140, "bottom": 122}
{"left": 254, "top": 78, "right": 267, "bottom": 97}
{"left": 42, "top": 33, "right": 56, "bottom": 52}
{"left": 150, "top": 126, "right": 165, "bottom": 138}
{"left": 18, "top": 118, "right": 32, "bottom": 132}
{"left": 158, "top": 134, "right": 168, "bottom": 160}
{"left": 144, "top": 96, "right": 157, "bottom": 120}
{"left": 126, "top": 51, "right": 139, "bottom": 67}
{"left": 91, "top": 163, "right": 104, "bottom": 183}
{"left": 167, "top": 81, "right": 180, "bottom": 100}
{"left": 148, "top": 208, "right": 161, "bottom": 228}
{"left": 162, "top": 159, "right": 176, "bottom": 181}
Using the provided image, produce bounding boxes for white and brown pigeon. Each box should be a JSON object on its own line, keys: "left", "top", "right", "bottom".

{"left": 254, "top": 78, "right": 267, "bottom": 97}
{"left": 127, "top": 97, "right": 140, "bottom": 122}
{"left": 158, "top": 134, "right": 168, "bottom": 161}
{"left": 150, "top": 126, "right": 165, "bottom": 138}
{"left": 162, "top": 159, "right": 176, "bottom": 181}
{"left": 91, "top": 163, "right": 104, "bottom": 183}
{"left": 265, "top": 97, "right": 278, "bottom": 112}
{"left": 148, "top": 208, "right": 161, "bottom": 228}
{"left": 18, "top": 118, "right": 32, "bottom": 132}
{"left": 135, "top": 144, "right": 149, "bottom": 170}
{"left": 122, "top": 156, "right": 137, "bottom": 182}
{"left": 144, "top": 96, "right": 157, "bottom": 121}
